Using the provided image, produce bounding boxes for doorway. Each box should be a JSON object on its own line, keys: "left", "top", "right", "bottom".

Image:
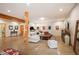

{"left": 73, "top": 20, "right": 79, "bottom": 54}
{"left": 0, "top": 23, "right": 6, "bottom": 38}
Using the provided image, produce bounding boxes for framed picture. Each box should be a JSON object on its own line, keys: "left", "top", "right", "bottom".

{"left": 67, "top": 22, "right": 69, "bottom": 30}
{"left": 42, "top": 26, "right": 45, "bottom": 30}
{"left": 9, "top": 25, "right": 13, "bottom": 30}
{"left": 56, "top": 26, "right": 59, "bottom": 30}
{"left": 37, "top": 26, "right": 39, "bottom": 30}
{"left": 48, "top": 26, "right": 51, "bottom": 30}
{"left": 15, "top": 26, "right": 18, "bottom": 30}
{"left": 30, "top": 26, "right": 35, "bottom": 31}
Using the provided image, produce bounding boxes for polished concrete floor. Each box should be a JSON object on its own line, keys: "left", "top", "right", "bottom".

{"left": 27, "top": 40, "right": 58, "bottom": 55}
{"left": 56, "top": 36, "right": 75, "bottom": 55}
{"left": 0, "top": 36, "right": 75, "bottom": 55}
{"left": 75, "top": 39, "right": 79, "bottom": 54}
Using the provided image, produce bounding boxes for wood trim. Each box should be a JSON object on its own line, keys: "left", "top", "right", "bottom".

{"left": 0, "top": 13, "right": 25, "bottom": 23}
{"left": 73, "top": 20, "right": 79, "bottom": 54}
{"left": 73, "top": 21, "right": 78, "bottom": 51}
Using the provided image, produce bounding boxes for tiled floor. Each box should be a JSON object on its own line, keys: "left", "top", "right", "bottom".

{"left": 0, "top": 36, "right": 75, "bottom": 55}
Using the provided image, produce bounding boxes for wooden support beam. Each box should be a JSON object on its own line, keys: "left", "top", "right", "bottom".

{"left": 24, "top": 11, "right": 29, "bottom": 47}
{"left": 0, "top": 13, "right": 25, "bottom": 23}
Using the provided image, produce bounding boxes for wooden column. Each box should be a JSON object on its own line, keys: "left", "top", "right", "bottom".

{"left": 25, "top": 11, "right": 29, "bottom": 46}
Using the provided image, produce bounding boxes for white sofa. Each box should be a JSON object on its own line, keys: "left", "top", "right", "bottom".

{"left": 28, "top": 31, "right": 40, "bottom": 43}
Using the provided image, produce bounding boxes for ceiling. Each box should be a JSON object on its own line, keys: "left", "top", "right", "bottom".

{"left": 0, "top": 3, "right": 27, "bottom": 20}
{"left": 30, "top": 3, "right": 76, "bottom": 20}
{"left": 0, "top": 3, "right": 76, "bottom": 21}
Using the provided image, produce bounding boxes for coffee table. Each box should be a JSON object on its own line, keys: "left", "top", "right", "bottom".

{"left": 40, "top": 34, "right": 52, "bottom": 40}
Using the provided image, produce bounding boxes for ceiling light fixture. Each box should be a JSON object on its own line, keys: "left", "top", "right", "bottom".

{"left": 59, "top": 9, "right": 63, "bottom": 12}
{"left": 7, "top": 10, "right": 11, "bottom": 12}
{"left": 26, "top": 2, "right": 30, "bottom": 6}
{"left": 40, "top": 17, "right": 45, "bottom": 20}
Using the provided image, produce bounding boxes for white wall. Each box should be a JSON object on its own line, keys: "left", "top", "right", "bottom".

{"left": 66, "top": 4, "right": 79, "bottom": 46}
{"left": 0, "top": 19, "right": 5, "bottom": 23}
{"left": 6, "top": 22, "right": 20, "bottom": 37}
{"left": 0, "top": 18, "right": 25, "bottom": 37}
{"left": 29, "top": 18, "right": 65, "bottom": 36}
{"left": 52, "top": 21, "right": 65, "bottom": 36}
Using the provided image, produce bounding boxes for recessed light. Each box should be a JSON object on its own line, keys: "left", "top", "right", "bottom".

{"left": 40, "top": 17, "right": 45, "bottom": 20}
{"left": 26, "top": 2, "right": 30, "bottom": 6}
{"left": 7, "top": 10, "right": 11, "bottom": 12}
{"left": 59, "top": 9, "right": 63, "bottom": 12}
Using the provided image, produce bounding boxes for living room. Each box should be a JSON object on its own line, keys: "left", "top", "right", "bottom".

{"left": 28, "top": 3, "right": 79, "bottom": 55}
{"left": 0, "top": 3, "right": 79, "bottom": 55}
